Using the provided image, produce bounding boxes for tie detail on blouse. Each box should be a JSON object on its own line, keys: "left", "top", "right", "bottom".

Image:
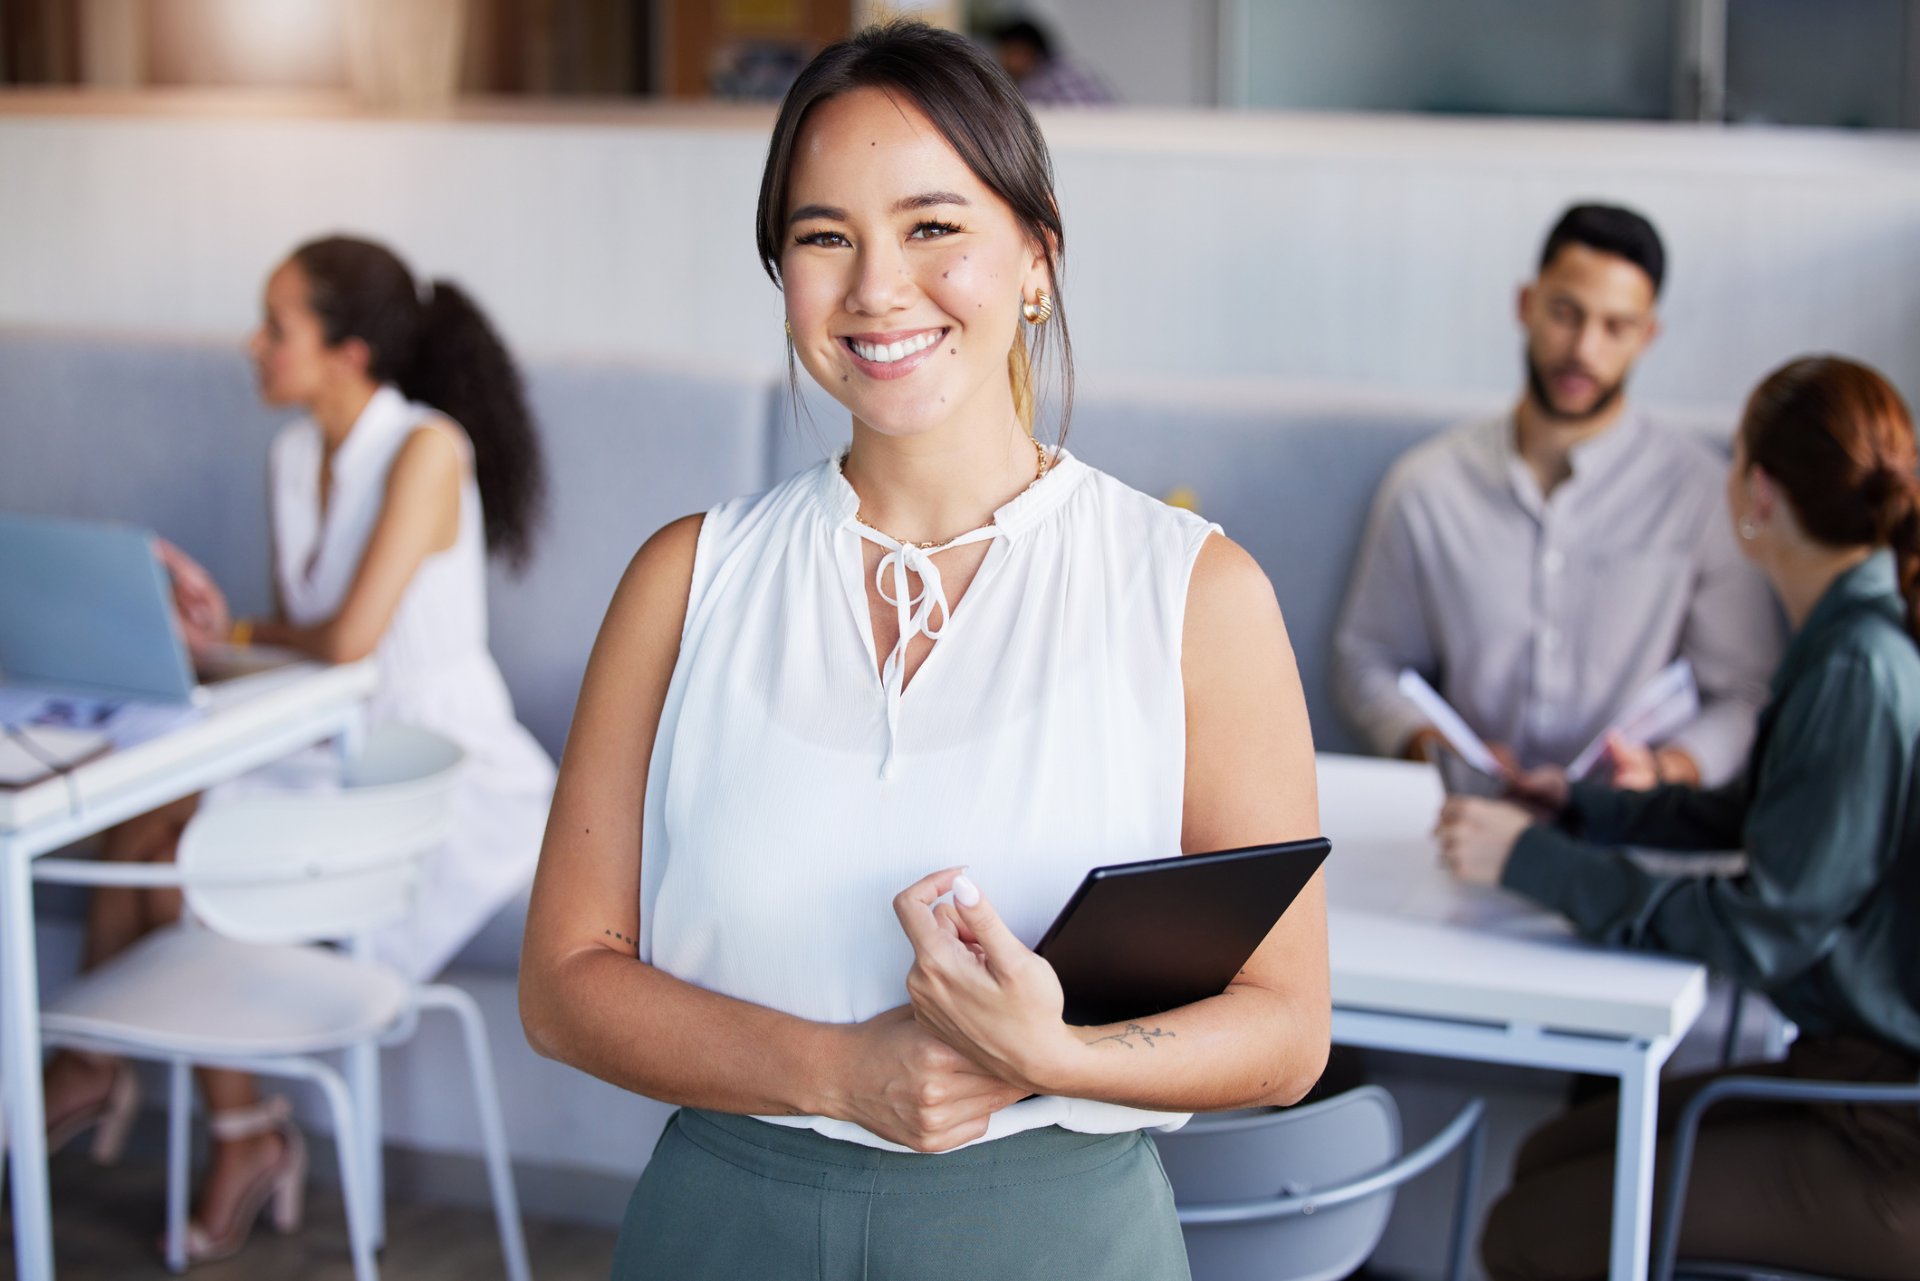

{"left": 853, "top": 521, "right": 1006, "bottom": 780}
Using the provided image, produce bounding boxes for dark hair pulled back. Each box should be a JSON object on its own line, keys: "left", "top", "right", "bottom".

{"left": 289, "top": 236, "right": 546, "bottom": 572}
{"left": 1739, "top": 355, "right": 1920, "bottom": 642}
{"left": 754, "top": 21, "right": 1073, "bottom": 441}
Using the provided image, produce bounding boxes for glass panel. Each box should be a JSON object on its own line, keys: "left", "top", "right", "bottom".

{"left": 1240, "top": 0, "right": 1677, "bottom": 119}
{"left": 1726, "top": 0, "right": 1907, "bottom": 128}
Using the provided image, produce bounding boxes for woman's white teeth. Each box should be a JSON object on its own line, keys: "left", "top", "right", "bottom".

{"left": 851, "top": 331, "right": 941, "bottom": 363}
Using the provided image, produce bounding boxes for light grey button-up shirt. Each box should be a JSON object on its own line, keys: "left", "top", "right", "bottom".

{"left": 1331, "top": 410, "right": 1781, "bottom": 783}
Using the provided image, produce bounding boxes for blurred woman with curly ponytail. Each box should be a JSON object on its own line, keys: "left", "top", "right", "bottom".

{"left": 48, "top": 236, "right": 555, "bottom": 1267}
{"left": 291, "top": 235, "right": 546, "bottom": 570}
{"left": 1438, "top": 355, "right": 1920, "bottom": 1280}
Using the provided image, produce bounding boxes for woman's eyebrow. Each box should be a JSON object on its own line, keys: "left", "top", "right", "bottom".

{"left": 788, "top": 192, "right": 971, "bottom": 226}
{"left": 789, "top": 203, "right": 846, "bottom": 225}
{"left": 893, "top": 191, "right": 969, "bottom": 212}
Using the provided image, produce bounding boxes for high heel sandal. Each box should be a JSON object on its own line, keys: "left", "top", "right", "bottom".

{"left": 173, "top": 1095, "right": 308, "bottom": 1266}
{"left": 45, "top": 1055, "right": 141, "bottom": 1165}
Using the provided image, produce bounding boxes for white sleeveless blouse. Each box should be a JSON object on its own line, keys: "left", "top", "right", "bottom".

{"left": 264, "top": 386, "right": 555, "bottom": 979}
{"left": 641, "top": 449, "right": 1220, "bottom": 1150}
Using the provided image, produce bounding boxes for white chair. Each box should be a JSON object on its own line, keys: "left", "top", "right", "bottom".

{"left": 32, "top": 724, "right": 530, "bottom": 1281}
{"left": 1154, "top": 1086, "right": 1486, "bottom": 1281}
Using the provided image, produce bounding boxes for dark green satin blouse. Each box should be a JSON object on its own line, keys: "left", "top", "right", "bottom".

{"left": 1504, "top": 551, "right": 1920, "bottom": 1055}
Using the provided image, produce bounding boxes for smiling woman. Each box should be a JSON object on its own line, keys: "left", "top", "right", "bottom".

{"left": 756, "top": 35, "right": 1072, "bottom": 453}
{"left": 518, "top": 21, "right": 1328, "bottom": 1280}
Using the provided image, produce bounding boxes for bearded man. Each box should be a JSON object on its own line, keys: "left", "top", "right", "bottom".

{"left": 1332, "top": 204, "right": 1778, "bottom": 787}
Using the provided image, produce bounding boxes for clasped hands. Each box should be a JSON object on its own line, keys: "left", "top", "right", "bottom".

{"left": 1431, "top": 741, "right": 1571, "bottom": 888}
{"left": 838, "top": 867, "right": 1081, "bottom": 1154}
{"left": 1433, "top": 729, "right": 1679, "bottom": 884}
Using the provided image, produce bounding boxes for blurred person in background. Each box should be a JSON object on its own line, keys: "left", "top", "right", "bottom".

{"left": 1333, "top": 204, "right": 1778, "bottom": 789}
{"left": 42, "top": 235, "right": 556, "bottom": 1266}
{"left": 989, "top": 15, "right": 1116, "bottom": 107}
{"left": 1439, "top": 355, "right": 1920, "bottom": 1280}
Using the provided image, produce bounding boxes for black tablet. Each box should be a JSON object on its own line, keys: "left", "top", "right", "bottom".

{"left": 1034, "top": 838, "right": 1331, "bottom": 1026}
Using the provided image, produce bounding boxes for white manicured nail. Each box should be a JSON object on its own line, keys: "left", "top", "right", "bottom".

{"left": 952, "top": 874, "right": 980, "bottom": 907}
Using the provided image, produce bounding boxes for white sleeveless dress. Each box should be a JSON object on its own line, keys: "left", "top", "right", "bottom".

{"left": 244, "top": 385, "right": 555, "bottom": 980}
{"left": 641, "top": 448, "right": 1221, "bottom": 1151}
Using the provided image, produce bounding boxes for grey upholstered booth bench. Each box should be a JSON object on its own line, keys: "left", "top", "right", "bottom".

{"left": 0, "top": 326, "right": 1733, "bottom": 1220}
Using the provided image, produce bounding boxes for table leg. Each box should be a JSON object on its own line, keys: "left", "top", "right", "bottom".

{"left": 1609, "top": 1041, "right": 1664, "bottom": 1281}
{"left": 337, "top": 712, "right": 383, "bottom": 1246}
{"left": 3, "top": 835, "right": 55, "bottom": 1280}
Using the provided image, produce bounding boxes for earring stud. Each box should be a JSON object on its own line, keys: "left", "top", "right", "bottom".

{"left": 1738, "top": 519, "right": 1758, "bottom": 541}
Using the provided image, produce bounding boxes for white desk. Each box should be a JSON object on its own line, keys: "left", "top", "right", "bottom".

{"left": 2, "top": 661, "right": 377, "bottom": 1281}
{"left": 1319, "top": 754, "right": 1706, "bottom": 1281}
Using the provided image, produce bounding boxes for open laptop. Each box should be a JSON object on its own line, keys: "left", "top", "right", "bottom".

{"left": 0, "top": 513, "right": 293, "bottom": 706}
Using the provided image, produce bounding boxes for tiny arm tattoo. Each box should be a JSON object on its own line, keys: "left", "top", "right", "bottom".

{"left": 1085, "top": 1023, "right": 1176, "bottom": 1050}
{"left": 603, "top": 928, "right": 637, "bottom": 951}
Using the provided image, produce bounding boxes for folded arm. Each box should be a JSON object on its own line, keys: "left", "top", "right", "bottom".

{"left": 904, "top": 535, "right": 1330, "bottom": 1112}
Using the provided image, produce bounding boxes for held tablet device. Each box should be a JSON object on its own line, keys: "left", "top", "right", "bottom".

{"left": 1034, "top": 837, "right": 1331, "bottom": 1026}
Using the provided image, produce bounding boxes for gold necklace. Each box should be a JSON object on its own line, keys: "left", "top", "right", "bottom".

{"left": 853, "top": 437, "right": 1051, "bottom": 550}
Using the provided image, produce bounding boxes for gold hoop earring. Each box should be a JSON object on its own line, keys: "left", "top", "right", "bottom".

{"left": 784, "top": 319, "right": 792, "bottom": 341}
{"left": 1021, "top": 289, "right": 1054, "bottom": 325}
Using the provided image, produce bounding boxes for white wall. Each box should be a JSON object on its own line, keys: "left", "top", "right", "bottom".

{"left": 4, "top": 98, "right": 1920, "bottom": 411}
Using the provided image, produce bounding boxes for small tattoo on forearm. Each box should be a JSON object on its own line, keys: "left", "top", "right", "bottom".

{"left": 1086, "top": 1024, "right": 1176, "bottom": 1050}
{"left": 603, "top": 928, "right": 637, "bottom": 950}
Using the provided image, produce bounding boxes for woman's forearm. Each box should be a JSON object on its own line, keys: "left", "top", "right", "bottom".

{"left": 520, "top": 948, "right": 849, "bottom": 1118}
{"left": 1034, "top": 982, "right": 1330, "bottom": 1112}
{"left": 250, "top": 617, "right": 376, "bottom": 665}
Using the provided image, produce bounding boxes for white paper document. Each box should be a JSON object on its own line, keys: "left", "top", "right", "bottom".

{"left": 1565, "top": 659, "right": 1700, "bottom": 781}
{"left": 1398, "top": 660, "right": 1700, "bottom": 784}
{"left": 1395, "top": 670, "right": 1504, "bottom": 775}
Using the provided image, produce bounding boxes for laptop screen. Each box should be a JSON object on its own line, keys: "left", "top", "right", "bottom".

{"left": 0, "top": 514, "right": 198, "bottom": 703}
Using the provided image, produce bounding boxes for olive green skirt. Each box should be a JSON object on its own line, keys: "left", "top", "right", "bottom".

{"left": 611, "top": 1108, "right": 1191, "bottom": 1280}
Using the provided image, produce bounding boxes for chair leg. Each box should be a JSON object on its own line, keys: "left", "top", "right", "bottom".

{"left": 164, "top": 1058, "right": 193, "bottom": 1273}
{"left": 345, "top": 1040, "right": 385, "bottom": 1249}
{"left": 1445, "top": 1108, "right": 1487, "bottom": 1281}
{"left": 418, "top": 985, "right": 531, "bottom": 1281}
{"left": 1718, "top": 984, "right": 1748, "bottom": 1069}
{"left": 310, "top": 1064, "right": 381, "bottom": 1281}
